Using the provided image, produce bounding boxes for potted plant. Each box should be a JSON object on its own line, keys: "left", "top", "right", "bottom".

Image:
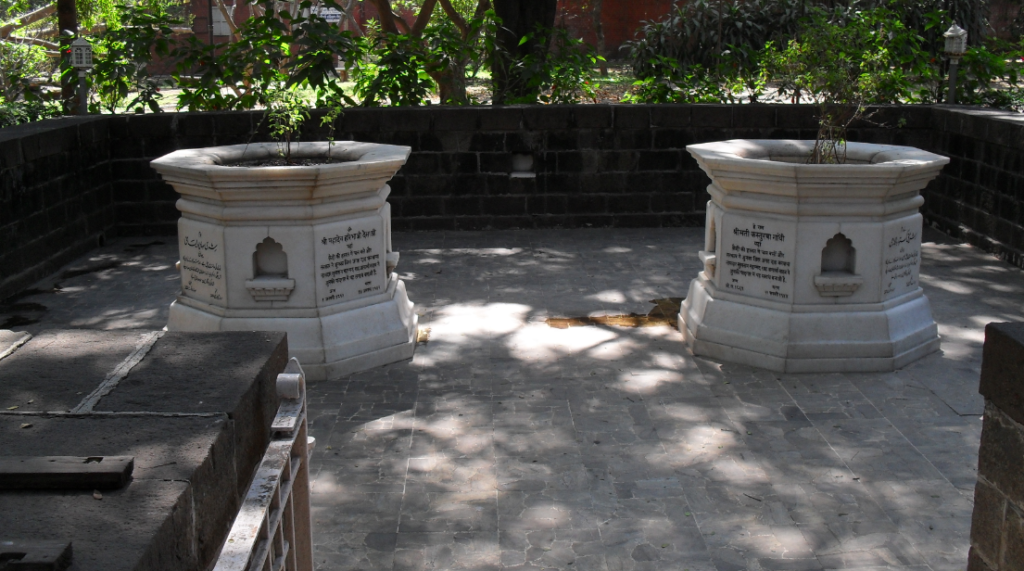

{"left": 678, "top": 8, "right": 949, "bottom": 373}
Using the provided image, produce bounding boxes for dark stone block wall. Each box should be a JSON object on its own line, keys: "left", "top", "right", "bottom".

{"left": 1, "top": 104, "right": 1021, "bottom": 301}
{"left": 107, "top": 112, "right": 264, "bottom": 236}
{"left": 350, "top": 104, "right": 827, "bottom": 231}
{"left": 0, "top": 116, "right": 115, "bottom": 301}
{"left": 105, "top": 104, "right": 922, "bottom": 235}
{"left": 920, "top": 107, "right": 1024, "bottom": 270}
{"left": 969, "top": 323, "right": 1024, "bottom": 571}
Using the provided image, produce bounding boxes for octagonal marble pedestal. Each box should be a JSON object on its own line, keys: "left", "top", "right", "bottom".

{"left": 152, "top": 142, "right": 417, "bottom": 381}
{"left": 679, "top": 140, "right": 949, "bottom": 373}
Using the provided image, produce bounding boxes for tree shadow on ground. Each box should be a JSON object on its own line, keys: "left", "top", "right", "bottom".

{"left": 307, "top": 228, "right": 1024, "bottom": 571}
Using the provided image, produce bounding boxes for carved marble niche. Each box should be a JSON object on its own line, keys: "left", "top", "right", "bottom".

{"left": 245, "top": 237, "right": 296, "bottom": 301}
{"left": 813, "top": 233, "right": 863, "bottom": 297}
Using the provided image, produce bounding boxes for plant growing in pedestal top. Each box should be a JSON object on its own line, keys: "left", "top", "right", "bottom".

{"left": 265, "top": 87, "right": 310, "bottom": 163}
{"left": 762, "top": 7, "right": 936, "bottom": 164}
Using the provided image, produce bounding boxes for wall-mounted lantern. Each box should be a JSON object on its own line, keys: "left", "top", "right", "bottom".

{"left": 943, "top": 23, "right": 967, "bottom": 104}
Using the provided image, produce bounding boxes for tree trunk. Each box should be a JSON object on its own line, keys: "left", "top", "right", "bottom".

{"left": 57, "top": 0, "right": 78, "bottom": 114}
{"left": 491, "top": 0, "right": 557, "bottom": 104}
{"left": 593, "top": 0, "right": 606, "bottom": 76}
{"left": 432, "top": 61, "right": 468, "bottom": 105}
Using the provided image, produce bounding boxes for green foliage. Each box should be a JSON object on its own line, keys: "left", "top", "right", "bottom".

{"left": 172, "top": 7, "right": 289, "bottom": 111}
{"left": 0, "top": 98, "right": 61, "bottom": 127}
{"left": 349, "top": 10, "right": 494, "bottom": 106}
{"left": 763, "top": 7, "right": 937, "bottom": 106}
{"left": 421, "top": 17, "right": 481, "bottom": 104}
{"left": 623, "top": 0, "right": 798, "bottom": 104}
{"left": 955, "top": 41, "right": 1023, "bottom": 108}
{"left": 265, "top": 86, "right": 309, "bottom": 160}
{"left": 623, "top": 49, "right": 768, "bottom": 104}
{"left": 90, "top": 3, "right": 180, "bottom": 113}
{"left": 168, "top": 0, "right": 358, "bottom": 112}
{"left": 626, "top": 0, "right": 804, "bottom": 79}
{"left": 621, "top": 57, "right": 723, "bottom": 103}
{"left": 353, "top": 30, "right": 434, "bottom": 106}
{"left": 0, "top": 40, "right": 51, "bottom": 102}
{"left": 288, "top": 2, "right": 360, "bottom": 107}
{"left": 887, "top": 0, "right": 989, "bottom": 49}
{"left": 762, "top": 7, "right": 938, "bottom": 162}
{"left": 497, "top": 24, "right": 604, "bottom": 104}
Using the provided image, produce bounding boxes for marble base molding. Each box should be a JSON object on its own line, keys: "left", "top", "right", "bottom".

{"left": 679, "top": 139, "right": 949, "bottom": 373}
{"left": 152, "top": 142, "right": 417, "bottom": 380}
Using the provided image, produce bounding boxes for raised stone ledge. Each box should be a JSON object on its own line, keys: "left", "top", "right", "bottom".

{"left": 0, "top": 330, "right": 288, "bottom": 570}
{"left": 980, "top": 323, "right": 1024, "bottom": 426}
{"left": 970, "top": 323, "right": 1024, "bottom": 571}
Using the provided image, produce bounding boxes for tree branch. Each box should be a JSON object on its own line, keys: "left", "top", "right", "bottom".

{"left": 38, "top": 22, "right": 105, "bottom": 38}
{"left": 410, "top": 0, "right": 438, "bottom": 35}
{"left": 469, "top": 0, "right": 490, "bottom": 39}
{"left": 8, "top": 35, "right": 58, "bottom": 48}
{"left": 368, "top": 0, "right": 399, "bottom": 33}
{"left": 437, "top": 0, "right": 467, "bottom": 35}
{"left": 472, "top": 0, "right": 491, "bottom": 21}
{"left": 0, "top": 3, "right": 57, "bottom": 39}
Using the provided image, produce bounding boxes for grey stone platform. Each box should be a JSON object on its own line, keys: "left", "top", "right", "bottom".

{"left": 3, "top": 228, "right": 1023, "bottom": 571}
{"left": 0, "top": 329, "right": 287, "bottom": 570}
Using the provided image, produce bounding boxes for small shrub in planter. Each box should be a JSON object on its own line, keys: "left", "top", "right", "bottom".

{"left": 761, "top": 6, "right": 937, "bottom": 163}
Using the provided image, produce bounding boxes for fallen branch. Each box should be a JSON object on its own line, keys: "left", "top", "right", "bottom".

{"left": 0, "top": 4, "right": 56, "bottom": 39}
{"left": 7, "top": 35, "right": 58, "bottom": 48}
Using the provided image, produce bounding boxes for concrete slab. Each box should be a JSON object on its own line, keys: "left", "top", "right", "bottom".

{"left": 0, "top": 414, "right": 223, "bottom": 570}
{"left": 95, "top": 331, "right": 285, "bottom": 414}
{"left": 0, "top": 330, "right": 149, "bottom": 412}
{"left": 0, "top": 328, "right": 288, "bottom": 570}
{"left": 0, "top": 329, "right": 30, "bottom": 358}
{"left": 1, "top": 479, "right": 196, "bottom": 570}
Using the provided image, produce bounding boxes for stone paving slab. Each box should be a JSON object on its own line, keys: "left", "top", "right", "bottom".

{"left": 307, "top": 228, "right": 1022, "bottom": 571}
{"left": 5, "top": 228, "right": 1024, "bottom": 571}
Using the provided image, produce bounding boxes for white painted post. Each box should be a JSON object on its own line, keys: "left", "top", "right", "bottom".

{"left": 213, "top": 358, "right": 314, "bottom": 571}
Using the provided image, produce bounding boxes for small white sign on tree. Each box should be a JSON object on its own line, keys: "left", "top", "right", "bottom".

{"left": 317, "top": 7, "right": 341, "bottom": 22}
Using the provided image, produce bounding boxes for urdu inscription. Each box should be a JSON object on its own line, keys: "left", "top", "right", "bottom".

{"left": 883, "top": 224, "right": 920, "bottom": 297}
{"left": 721, "top": 220, "right": 794, "bottom": 301}
{"left": 179, "top": 226, "right": 225, "bottom": 304}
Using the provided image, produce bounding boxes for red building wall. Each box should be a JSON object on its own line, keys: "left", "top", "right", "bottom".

{"left": 187, "top": 0, "right": 674, "bottom": 57}
{"left": 555, "top": 0, "right": 676, "bottom": 58}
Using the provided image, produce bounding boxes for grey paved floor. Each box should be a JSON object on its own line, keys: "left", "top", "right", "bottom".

{"left": 5, "top": 228, "right": 1024, "bottom": 571}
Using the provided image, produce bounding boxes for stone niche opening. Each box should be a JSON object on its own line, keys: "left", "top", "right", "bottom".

{"left": 254, "top": 237, "right": 288, "bottom": 277}
{"left": 814, "top": 233, "right": 863, "bottom": 297}
{"left": 246, "top": 237, "right": 295, "bottom": 302}
{"left": 822, "top": 233, "right": 855, "bottom": 273}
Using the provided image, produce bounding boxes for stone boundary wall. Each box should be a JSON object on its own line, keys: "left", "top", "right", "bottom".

{"left": 0, "top": 116, "right": 116, "bottom": 301}
{"left": 970, "top": 322, "right": 1024, "bottom": 571}
{"left": 921, "top": 108, "right": 1024, "bottom": 269}
{"left": 1, "top": 104, "right": 1022, "bottom": 301}
{"left": 106, "top": 105, "right": 926, "bottom": 236}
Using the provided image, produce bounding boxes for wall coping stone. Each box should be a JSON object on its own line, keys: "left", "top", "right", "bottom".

{"left": 980, "top": 322, "right": 1024, "bottom": 425}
